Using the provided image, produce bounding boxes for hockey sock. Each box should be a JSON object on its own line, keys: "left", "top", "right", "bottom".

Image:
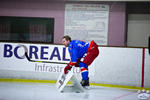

{"left": 79, "top": 62, "right": 89, "bottom": 80}
{"left": 81, "top": 71, "right": 88, "bottom": 80}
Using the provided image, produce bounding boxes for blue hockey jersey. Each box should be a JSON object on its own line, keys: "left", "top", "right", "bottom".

{"left": 68, "top": 40, "right": 89, "bottom": 62}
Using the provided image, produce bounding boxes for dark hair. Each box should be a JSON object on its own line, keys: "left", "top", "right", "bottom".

{"left": 62, "top": 35, "right": 71, "bottom": 41}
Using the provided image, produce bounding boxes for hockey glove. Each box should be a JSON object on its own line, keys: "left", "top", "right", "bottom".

{"left": 64, "top": 64, "right": 72, "bottom": 74}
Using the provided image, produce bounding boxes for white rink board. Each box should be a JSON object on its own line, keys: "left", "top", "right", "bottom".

{"left": 144, "top": 49, "right": 150, "bottom": 88}
{"left": 0, "top": 42, "right": 149, "bottom": 88}
{"left": 92, "top": 47, "right": 142, "bottom": 87}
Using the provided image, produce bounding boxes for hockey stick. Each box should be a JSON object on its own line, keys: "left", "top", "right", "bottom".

{"left": 25, "top": 52, "right": 68, "bottom": 64}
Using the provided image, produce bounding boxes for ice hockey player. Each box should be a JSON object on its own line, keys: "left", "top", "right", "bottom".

{"left": 62, "top": 35, "right": 99, "bottom": 87}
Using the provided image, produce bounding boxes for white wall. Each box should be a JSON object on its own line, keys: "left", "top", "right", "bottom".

{"left": 0, "top": 42, "right": 149, "bottom": 88}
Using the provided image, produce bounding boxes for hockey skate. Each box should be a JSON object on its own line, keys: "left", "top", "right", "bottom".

{"left": 80, "top": 78, "right": 90, "bottom": 89}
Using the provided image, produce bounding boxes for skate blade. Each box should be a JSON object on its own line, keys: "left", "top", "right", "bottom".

{"left": 83, "top": 86, "right": 90, "bottom": 90}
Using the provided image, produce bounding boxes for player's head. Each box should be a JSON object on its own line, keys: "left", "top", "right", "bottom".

{"left": 62, "top": 35, "right": 71, "bottom": 47}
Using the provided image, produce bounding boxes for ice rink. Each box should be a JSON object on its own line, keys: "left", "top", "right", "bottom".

{"left": 0, "top": 82, "right": 139, "bottom": 100}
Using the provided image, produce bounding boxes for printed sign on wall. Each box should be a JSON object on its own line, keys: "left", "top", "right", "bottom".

{"left": 64, "top": 3, "right": 109, "bottom": 45}
{"left": 0, "top": 42, "right": 71, "bottom": 73}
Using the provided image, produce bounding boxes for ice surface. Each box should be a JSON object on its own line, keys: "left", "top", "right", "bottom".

{"left": 0, "top": 82, "right": 138, "bottom": 100}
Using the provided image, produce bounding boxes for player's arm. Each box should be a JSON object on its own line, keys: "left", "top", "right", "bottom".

{"left": 64, "top": 48, "right": 78, "bottom": 74}
{"left": 69, "top": 49, "right": 78, "bottom": 64}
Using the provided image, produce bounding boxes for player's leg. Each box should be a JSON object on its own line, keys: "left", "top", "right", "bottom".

{"left": 79, "top": 41, "right": 99, "bottom": 86}
{"left": 79, "top": 62, "right": 89, "bottom": 86}
{"left": 83, "top": 42, "right": 99, "bottom": 66}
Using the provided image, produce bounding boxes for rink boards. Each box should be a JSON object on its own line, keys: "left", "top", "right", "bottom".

{"left": 0, "top": 42, "right": 150, "bottom": 88}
